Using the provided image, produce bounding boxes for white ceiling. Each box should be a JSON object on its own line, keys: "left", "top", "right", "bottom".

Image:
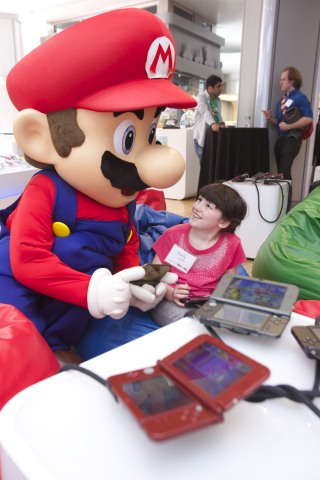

{"left": 181, "top": 0, "right": 244, "bottom": 51}
{"left": 0, "top": 0, "right": 244, "bottom": 74}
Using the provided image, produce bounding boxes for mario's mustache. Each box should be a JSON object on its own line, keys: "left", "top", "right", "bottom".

{"left": 101, "top": 151, "right": 150, "bottom": 192}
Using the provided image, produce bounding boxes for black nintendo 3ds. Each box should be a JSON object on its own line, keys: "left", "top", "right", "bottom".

{"left": 195, "top": 274, "right": 299, "bottom": 338}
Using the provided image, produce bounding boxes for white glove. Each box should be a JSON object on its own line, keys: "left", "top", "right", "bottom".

{"left": 87, "top": 268, "right": 178, "bottom": 319}
{"left": 130, "top": 271, "right": 178, "bottom": 312}
{"left": 88, "top": 266, "right": 146, "bottom": 319}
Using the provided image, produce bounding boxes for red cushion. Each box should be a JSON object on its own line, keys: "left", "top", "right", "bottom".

{"left": 136, "top": 189, "right": 166, "bottom": 210}
{"left": 0, "top": 304, "right": 60, "bottom": 409}
{"left": 293, "top": 300, "right": 320, "bottom": 319}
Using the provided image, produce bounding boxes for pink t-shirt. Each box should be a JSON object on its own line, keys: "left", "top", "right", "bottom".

{"left": 153, "top": 223, "right": 246, "bottom": 296}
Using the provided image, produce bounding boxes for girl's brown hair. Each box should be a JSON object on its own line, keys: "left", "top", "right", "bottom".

{"left": 198, "top": 182, "right": 247, "bottom": 233}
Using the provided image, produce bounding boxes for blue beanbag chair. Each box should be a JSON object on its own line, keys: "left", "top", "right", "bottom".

{"left": 134, "top": 204, "right": 189, "bottom": 264}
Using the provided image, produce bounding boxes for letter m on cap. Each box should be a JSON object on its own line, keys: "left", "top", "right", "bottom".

{"left": 146, "top": 37, "right": 175, "bottom": 79}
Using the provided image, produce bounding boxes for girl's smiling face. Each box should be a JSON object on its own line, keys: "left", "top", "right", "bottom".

{"left": 190, "top": 196, "right": 230, "bottom": 231}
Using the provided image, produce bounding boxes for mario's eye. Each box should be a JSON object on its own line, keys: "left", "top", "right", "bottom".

{"left": 113, "top": 120, "right": 136, "bottom": 156}
{"left": 148, "top": 122, "right": 157, "bottom": 144}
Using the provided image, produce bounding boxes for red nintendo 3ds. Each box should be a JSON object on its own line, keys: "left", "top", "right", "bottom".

{"left": 107, "top": 334, "right": 270, "bottom": 441}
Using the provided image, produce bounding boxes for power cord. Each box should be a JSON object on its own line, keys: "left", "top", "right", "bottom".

{"left": 203, "top": 323, "right": 320, "bottom": 418}
{"left": 281, "top": 179, "right": 292, "bottom": 212}
{"left": 59, "top": 364, "right": 118, "bottom": 402}
{"left": 248, "top": 315, "right": 320, "bottom": 416}
{"left": 247, "top": 381, "right": 320, "bottom": 418}
{"left": 59, "top": 350, "right": 320, "bottom": 420}
{"left": 252, "top": 179, "right": 286, "bottom": 223}
{"left": 204, "top": 317, "right": 320, "bottom": 418}
{"left": 204, "top": 324, "right": 222, "bottom": 341}
{"left": 313, "top": 359, "right": 320, "bottom": 390}
{"left": 245, "top": 312, "right": 320, "bottom": 418}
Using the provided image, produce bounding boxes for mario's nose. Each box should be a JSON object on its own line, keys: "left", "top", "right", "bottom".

{"left": 135, "top": 144, "right": 185, "bottom": 189}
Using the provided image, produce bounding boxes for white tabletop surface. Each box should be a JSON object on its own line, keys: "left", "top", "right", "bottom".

{"left": 0, "top": 312, "right": 319, "bottom": 480}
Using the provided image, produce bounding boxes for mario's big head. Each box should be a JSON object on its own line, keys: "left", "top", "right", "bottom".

{"left": 6, "top": 8, "right": 197, "bottom": 208}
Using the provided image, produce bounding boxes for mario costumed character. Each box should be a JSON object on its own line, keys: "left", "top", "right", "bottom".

{"left": 0, "top": 9, "right": 197, "bottom": 357}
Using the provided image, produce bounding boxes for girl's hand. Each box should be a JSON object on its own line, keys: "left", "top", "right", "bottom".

{"left": 167, "top": 283, "right": 190, "bottom": 306}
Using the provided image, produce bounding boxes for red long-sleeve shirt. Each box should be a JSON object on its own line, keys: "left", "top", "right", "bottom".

{"left": 7, "top": 173, "right": 140, "bottom": 308}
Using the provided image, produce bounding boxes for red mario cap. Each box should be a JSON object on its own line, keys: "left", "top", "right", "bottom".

{"left": 7, "top": 8, "right": 197, "bottom": 113}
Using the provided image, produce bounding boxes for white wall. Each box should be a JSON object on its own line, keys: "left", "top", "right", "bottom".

{"left": 0, "top": 14, "right": 22, "bottom": 133}
{"left": 238, "top": 0, "right": 320, "bottom": 202}
{"left": 237, "top": 0, "right": 263, "bottom": 127}
{"left": 269, "top": 0, "right": 320, "bottom": 201}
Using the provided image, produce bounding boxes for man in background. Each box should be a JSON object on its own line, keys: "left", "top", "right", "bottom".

{"left": 193, "top": 74, "right": 227, "bottom": 165}
{"left": 262, "top": 66, "right": 313, "bottom": 180}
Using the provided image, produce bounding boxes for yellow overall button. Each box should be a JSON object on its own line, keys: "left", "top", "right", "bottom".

{"left": 52, "top": 221, "right": 71, "bottom": 237}
{"left": 127, "top": 229, "right": 132, "bottom": 243}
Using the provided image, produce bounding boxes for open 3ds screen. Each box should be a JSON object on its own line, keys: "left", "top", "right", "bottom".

{"left": 209, "top": 304, "right": 270, "bottom": 328}
{"left": 172, "top": 341, "right": 252, "bottom": 397}
{"left": 222, "top": 277, "right": 287, "bottom": 310}
{"left": 122, "top": 342, "right": 251, "bottom": 416}
{"left": 122, "top": 374, "right": 193, "bottom": 416}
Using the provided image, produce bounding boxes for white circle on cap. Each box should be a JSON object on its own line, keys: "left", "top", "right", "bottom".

{"left": 145, "top": 36, "right": 175, "bottom": 79}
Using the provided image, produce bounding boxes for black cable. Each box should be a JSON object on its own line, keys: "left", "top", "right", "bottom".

{"left": 252, "top": 180, "right": 285, "bottom": 223}
{"left": 247, "top": 383, "right": 320, "bottom": 418}
{"left": 280, "top": 179, "right": 292, "bottom": 212}
{"left": 59, "top": 356, "right": 320, "bottom": 419}
{"left": 313, "top": 359, "right": 320, "bottom": 390}
{"left": 309, "top": 318, "right": 320, "bottom": 389}
{"left": 204, "top": 324, "right": 223, "bottom": 341}
{"left": 59, "top": 364, "right": 118, "bottom": 402}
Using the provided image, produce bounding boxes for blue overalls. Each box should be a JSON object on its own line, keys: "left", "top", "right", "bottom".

{"left": 0, "top": 170, "right": 137, "bottom": 351}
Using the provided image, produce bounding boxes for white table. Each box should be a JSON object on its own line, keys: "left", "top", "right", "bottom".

{"left": 0, "top": 312, "right": 319, "bottom": 480}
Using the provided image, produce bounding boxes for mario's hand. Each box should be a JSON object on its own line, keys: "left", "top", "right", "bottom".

{"left": 87, "top": 268, "right": 178, "bottom": 319}
{"left": 130, "top": 271, "right": 178, "bottom": 311}
{"left": 87, "top": 266, "right": 146, "bottom": 319}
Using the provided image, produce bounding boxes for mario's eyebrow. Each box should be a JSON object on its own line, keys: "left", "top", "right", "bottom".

{"left": 114, "top": 110, "right": 144, "bottom": 120}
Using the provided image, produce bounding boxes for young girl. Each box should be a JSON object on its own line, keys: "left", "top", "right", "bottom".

{"left": 150, "top": 182, "right": 247, "bottom": 326}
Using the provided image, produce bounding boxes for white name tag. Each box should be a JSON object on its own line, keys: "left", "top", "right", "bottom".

{"left": 165, "top": 244, "right": 196, "bottom": 273}
{"left": 285, "top": 99, "right": 293, "bottom": 107}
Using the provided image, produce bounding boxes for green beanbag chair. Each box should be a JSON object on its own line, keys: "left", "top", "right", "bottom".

{"left": 252, "top": 186, "right": 320, "bottom": 300}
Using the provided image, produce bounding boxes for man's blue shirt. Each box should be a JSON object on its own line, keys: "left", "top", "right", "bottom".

{"left": 276, "top": 88, "right": 313, "bottom": 135}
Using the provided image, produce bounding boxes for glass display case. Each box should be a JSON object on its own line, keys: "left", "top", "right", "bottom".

{"left": 0, "top": 133, "right": 37, "bottom": 208}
